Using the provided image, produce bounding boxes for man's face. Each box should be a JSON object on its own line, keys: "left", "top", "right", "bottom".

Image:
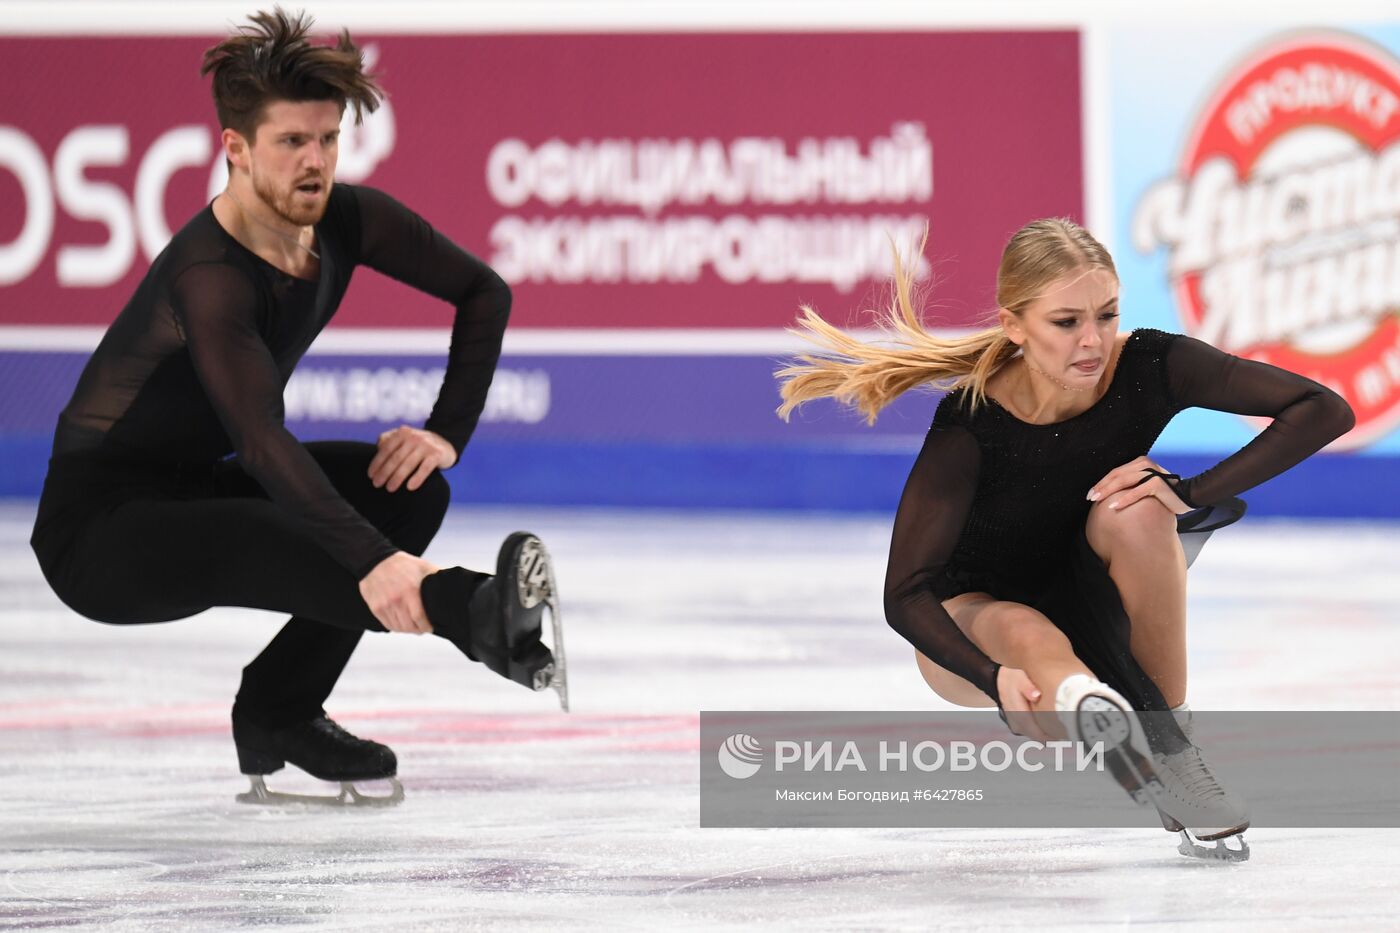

{"left": 243, "top": 99, "right": 341, "bottom": 226}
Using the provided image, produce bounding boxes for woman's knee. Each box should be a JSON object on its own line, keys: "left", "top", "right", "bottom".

{"left": 985, "top": 605, "right": 1074, "bottom": 665}
{"left": 1086, "top": 495, "right": 1177, "bottom": 561}
{"left": 915, "top": 650, "right": 996, "bottom": 708}
{"left": 912, "top": 600, "right": 1072, "bottom": 706}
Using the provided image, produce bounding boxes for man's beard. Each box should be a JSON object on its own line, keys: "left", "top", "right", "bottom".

{"left": 252, "top": 172, "right": 329, "bottom": 227}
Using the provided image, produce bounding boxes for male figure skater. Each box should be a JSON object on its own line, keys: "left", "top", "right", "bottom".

{"left": 30, "top": 8, "right": 566, "bottom": 806}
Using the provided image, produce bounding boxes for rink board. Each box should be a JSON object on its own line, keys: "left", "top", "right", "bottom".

{"left": 4, "top": 25, "right": 1399, "bottom": 516}
{"left": 0, "top": 347, "right": 1389, "bottom": 516}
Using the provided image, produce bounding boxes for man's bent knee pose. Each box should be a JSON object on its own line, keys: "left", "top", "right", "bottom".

{"left": 29, "top": 9, "right": 567, "bottom": 807}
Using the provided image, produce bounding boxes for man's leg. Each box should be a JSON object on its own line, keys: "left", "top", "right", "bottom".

{"left": 230, "top": 442, "right": 452, "bottom": 728}
{"left": 40, "top": 443, "right": 548, "bottom": 702}
{"left": 234, "top": 623, "right": 366, "bottom": 727}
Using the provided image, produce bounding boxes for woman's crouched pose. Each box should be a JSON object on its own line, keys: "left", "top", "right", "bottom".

{"left": 777, "top": 219, "right": 1354, "bottom": 859}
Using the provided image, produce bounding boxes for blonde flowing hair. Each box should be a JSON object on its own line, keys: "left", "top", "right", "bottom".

{"left": 775, "top": 218, "right": 1118, "bottom": 424}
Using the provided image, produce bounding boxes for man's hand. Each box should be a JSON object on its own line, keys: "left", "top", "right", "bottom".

{"left": 1087, "top": 455, "right": 1191, "bottom": 515}
{"left": 358, "top": 551, "right": 441, "bottom": 634}
{"left": 369, "top": 426, "right": 456, "bottom": 492}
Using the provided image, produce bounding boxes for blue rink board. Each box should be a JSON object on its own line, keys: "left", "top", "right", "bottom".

{"left": 0, "top": 350, "right": 1392, "bottom": 518}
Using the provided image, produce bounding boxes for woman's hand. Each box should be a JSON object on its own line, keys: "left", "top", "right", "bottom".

{"left": 1087, "top": 455, "right": 1190, "bottom": 515}
{"left": 368, "top": 426, "right": 457, "bottom": 492}
{"left": 996, "top": 666, "right": 1052, "bottom": 742}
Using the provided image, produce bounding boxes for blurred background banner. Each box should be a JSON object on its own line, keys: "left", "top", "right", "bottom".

{"left": 0, "top": 32, "right": 1083, "bottom": 330}
{"left": 0, "top": 14, "right": 1389, "bottom": 514}
{"left": 1111, "top": 24, "right": 1400, "bottom": 514}
{"left": 0, "top": 29, "right": 1084, "bottom": 507}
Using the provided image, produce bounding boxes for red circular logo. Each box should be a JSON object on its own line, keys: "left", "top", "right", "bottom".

{"left": 1134, "top": 33, "right": 1400, "bottom": 447}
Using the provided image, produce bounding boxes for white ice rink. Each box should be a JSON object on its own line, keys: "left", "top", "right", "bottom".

{"left": 1, "top": 501, "right": 1397, "bottom": 931}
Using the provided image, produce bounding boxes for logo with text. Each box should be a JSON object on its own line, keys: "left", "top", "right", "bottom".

{"left": 716, "top": 737, "right": 1105, "bottom": 780}
{"left": 1134, "top": 32, "right": 1400, "bottom": 447}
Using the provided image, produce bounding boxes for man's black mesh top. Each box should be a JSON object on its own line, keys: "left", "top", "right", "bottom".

{"left": 51, "top": 184, "right": 510, "bottom": 578}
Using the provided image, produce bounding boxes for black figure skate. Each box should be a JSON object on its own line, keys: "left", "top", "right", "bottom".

{"left": 447, "top": 532, "right": 568, "bottom": 711}
{"left": 232, "top": 712, "right": 404, "bottom": 807}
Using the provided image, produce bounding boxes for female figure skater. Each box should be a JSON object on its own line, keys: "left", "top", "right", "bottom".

{"left": 776, "top": 219, "right": 1354, "bottom": 858}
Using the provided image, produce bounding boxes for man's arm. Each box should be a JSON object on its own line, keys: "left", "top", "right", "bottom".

{"left": 347, "top": 185, "right": 512, "bottom": 459}
{"left": 173, "top": 261, "right": 399, "bottom": 578}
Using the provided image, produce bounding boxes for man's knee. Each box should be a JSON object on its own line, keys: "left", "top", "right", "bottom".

{"left": 413, "top": 470, "right": 451, "bottom": 522}
{"left": 382, "top": 470, "right": 451, "bottom": 554}
{"left": 45, "top": 570, "right": 193, "bottom": 625}
{"left": 303, "top": 438, "right": 451, "bottom": 550}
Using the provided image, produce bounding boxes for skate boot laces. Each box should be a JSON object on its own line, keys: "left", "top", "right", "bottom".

{"left": 1153, "top": 742, "right": 1249, "bottom": 834}
{"left": 310, "top": 717, "right": 358, "bottom": 746}
{"left": 1159, "top": 745, "right": 1227, "bottom": 801}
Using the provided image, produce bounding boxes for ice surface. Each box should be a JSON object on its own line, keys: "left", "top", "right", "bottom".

{"left": 1, "top": 502, "right": 1396, "bottom": 930}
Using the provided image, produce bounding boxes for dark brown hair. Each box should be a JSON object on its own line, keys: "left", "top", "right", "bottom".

{"left": 200, "top": 7, "right": 383, "bottom": 140}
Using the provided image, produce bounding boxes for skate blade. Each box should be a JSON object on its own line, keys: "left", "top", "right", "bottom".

{"left": 524, "top": 602, "right": 568, "bottom": 711}
{"left": 543, "top": 590, "right": 568, "bottom": 712}
{"left": 518, "top": 535, "right": 568, "bottom": 713}
{"left": 236, "top": 775, "right": 405, "bottom": 808}
{"left": 1177, "top": 829, "right": 1250, "bottom": 862}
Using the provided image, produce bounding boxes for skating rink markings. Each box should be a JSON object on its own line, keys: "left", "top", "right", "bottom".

{"left": 0, "top": 502, "right": 1396, "bottom": 931}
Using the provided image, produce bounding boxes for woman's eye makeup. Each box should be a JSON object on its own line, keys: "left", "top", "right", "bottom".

{"left": 1052, "top": 312, "right": 1119, "bottom": 328}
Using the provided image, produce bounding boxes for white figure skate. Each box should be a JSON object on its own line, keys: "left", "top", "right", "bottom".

{"left": 1152, "top": 705, "right": 1251, "bottom": 861}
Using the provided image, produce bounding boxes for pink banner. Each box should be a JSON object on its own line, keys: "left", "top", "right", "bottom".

{"left": 0, "top": 32, "right": 1082, "bottom": 330}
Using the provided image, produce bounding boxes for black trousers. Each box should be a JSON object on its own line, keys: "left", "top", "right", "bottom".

{"left": 30, "top": 441, "right": 467, "bottom": 728}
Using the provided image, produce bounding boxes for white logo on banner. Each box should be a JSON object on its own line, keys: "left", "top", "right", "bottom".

{"left": 718, "top": 733, "right": 764, "bottom": 780}
{"left": 0, "top": 43, "right": 396, "bottom": 288}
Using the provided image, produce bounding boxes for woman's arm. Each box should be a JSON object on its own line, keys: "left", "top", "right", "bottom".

{"left": 883, "top": 424, "right": 1001, "bottom": 701}
{"left": 1165, "top": 335, "right": 1356, "bottom": 508}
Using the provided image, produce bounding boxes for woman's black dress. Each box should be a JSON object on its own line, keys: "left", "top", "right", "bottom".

{"left": 883, "top": 328, "right": 1354, "bottom": 719}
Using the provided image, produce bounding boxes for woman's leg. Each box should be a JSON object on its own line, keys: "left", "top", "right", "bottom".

{"left": 915, "top": 592, "right": 1096, "bottom": 715}
{"left": 1084, "top": 497, "right": 1188, "bottom": 708}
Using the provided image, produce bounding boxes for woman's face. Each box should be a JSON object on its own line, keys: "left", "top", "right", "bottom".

{"left": 1002, "top": 267, "right": 1121, "bottom": 389}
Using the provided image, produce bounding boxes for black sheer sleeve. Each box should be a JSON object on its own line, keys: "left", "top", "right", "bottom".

{"left": 350, "top": 186, "right": 512, "bottom": 459}
{"left": 173, "top": 263, "right": 399, "bottom": 578}
{"left": 1164, "top": 334, "right": 1356, "bottom": 508}
{"left": 883, "top": 423, "right": 1001, "bottom": 702}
